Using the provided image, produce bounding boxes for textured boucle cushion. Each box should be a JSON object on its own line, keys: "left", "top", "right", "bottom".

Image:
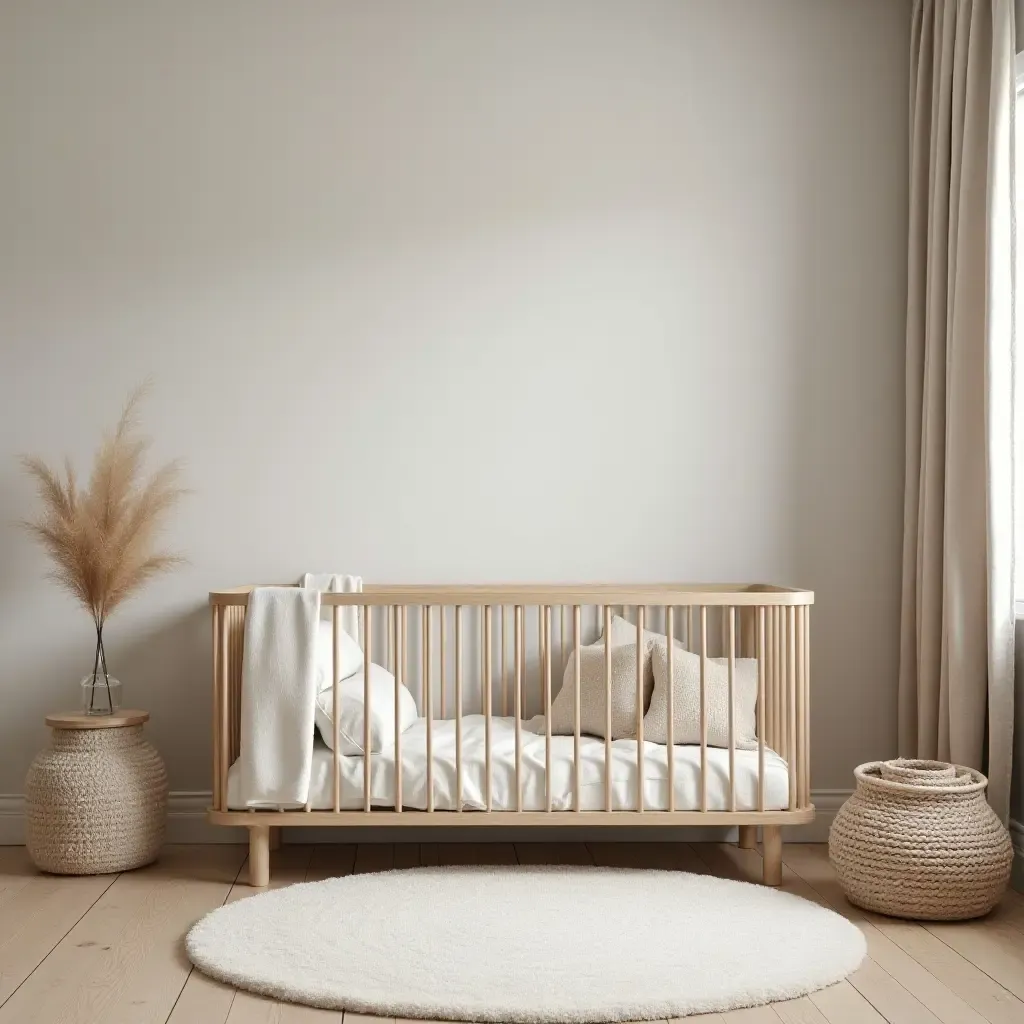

{"left": 528, "top": 615, "right": 658, "bottom": 740}
{"left": 643, "top": 640, "right": 759, "bottom": 749}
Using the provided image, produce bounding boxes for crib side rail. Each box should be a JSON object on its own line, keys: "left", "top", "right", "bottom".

{"left": 211, "top": 603, "right": 244, "bottom": 811}
{"left": 210, "top": 587, "right": 812, "bottom": 817}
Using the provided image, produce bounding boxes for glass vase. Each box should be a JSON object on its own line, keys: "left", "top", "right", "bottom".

{"left": 81, "top": 675, "right": 122, "bottom": 715}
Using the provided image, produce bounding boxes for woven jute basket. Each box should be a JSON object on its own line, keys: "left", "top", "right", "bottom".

{"left": 26, "top": 724, "right": 168, "bottom": 875}
{"left": 829, "top": 759, "right": 1012, "bottom": 921}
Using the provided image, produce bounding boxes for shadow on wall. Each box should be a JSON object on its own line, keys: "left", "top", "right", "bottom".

{"left": 751, "top": 12, "right": 907, "bottom": 786}
{"left": 107, "top": 605, "right": 210, "bottom": 788}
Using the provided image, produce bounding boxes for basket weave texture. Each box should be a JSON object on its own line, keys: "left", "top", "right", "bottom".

{"left": 26, "top": 724, "right": 168, "bottom": 875}
{"left": 829, "top": 759, "right": 1012, "bottom": 921}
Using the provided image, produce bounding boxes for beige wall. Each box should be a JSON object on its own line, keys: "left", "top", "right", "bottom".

{"left": 0, "top": 1, "right": 910, "bottom": 798}
{"left": 1014, "top": 0, "right": 1024, "bottom": 847}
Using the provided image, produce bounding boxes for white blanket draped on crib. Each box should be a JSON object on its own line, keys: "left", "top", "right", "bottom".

{"left": 237, "top": 573, "right": 362, "bottom": 808}
{"left": 300, "top": 573, "right": 362, "bottom": 643}
{"left": 236, "top": 586, "right": 321, "bottom": 808}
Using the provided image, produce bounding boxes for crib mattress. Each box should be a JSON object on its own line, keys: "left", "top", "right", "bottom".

{"left": 226, "top": 715, "right": 790, "bottom": 812}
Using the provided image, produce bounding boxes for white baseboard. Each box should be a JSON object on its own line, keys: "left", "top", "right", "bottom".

{"left": 1011, "top": 819, "right": 1024, "bottom": 893}
{"left": 0, "top": 790, "right": 849, "bottom": 846}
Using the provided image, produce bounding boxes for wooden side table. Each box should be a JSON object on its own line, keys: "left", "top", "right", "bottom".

{"left": 25, "top": 710, "right": 168, "bottom": 875}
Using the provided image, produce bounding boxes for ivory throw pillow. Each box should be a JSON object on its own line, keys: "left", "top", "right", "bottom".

{"left": 314, "top": 662, "right": 418, "bottom": 755}
{"left": 603, "top": 613, "right": 660, "bottom": 654}
{"left": 643, "top": 641, "right": 759, "bottom": 749}
{"left": 531, "top": 642, "right": 651, "bottom": 740}
{"left": 528, "top": 615, "right": 659, "bottom": 740}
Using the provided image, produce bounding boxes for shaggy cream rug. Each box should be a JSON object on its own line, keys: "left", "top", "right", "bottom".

{"left": 186, "top": 866, "right": 865, "bottom": 1022}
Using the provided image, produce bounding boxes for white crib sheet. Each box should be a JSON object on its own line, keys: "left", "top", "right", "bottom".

{"left": 227, "top": 715, "right": 790, "bottom": 811}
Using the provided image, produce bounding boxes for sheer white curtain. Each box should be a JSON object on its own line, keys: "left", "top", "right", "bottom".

{"left": 899, "top": 0, "right": 1016, "bottom": 822}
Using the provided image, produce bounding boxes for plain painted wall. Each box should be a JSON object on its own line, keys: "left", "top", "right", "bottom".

{"left": 0, "top": 1, "right": 910, "bottom": 797}
{"left": 1014, "top": 0, "right": 1024, "bottom": 839}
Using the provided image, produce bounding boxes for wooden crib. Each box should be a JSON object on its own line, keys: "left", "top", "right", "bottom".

{"left": 208, "top": 584, "right": 814, "bottom": 886}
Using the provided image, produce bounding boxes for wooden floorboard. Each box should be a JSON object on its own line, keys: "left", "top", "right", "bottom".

{"left": 782, "top": 844, "right": 1024, "bottom": 1024}
{"left": 0, "top": 847, "right": 118, "bottom": 1007}
{"left": 0, "top": 845, "right": 245, "bottom": 1024}
{"left": 166, "top": 845, "right": 313, "bottom": 1024}
{"left": 2, "top": 840, "right": 1022, "bottom": 1024}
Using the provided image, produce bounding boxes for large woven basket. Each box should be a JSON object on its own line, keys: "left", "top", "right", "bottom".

{"left": 829, "top": 759, "right": 1012, "bottom": 921}
{"left": 26, "top": 724, "right": 168, "bottom": 875}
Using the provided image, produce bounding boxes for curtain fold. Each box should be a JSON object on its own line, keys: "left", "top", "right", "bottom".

{"left": 899, "top": 0, "right": 1015, "bottom": 823}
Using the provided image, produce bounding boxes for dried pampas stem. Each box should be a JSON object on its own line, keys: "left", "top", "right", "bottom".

{"left": 21, "top": 382, "right": 187, "bottom": 710}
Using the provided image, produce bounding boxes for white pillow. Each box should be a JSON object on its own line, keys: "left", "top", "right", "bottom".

{"left": 643, "top": 640, "right": 759, "bottom": 749}
{"left": 314, "top": 619, "right": 363, "bottom": 690}
{"left": 314, "top": 662, "right": 418, "bottom": 755}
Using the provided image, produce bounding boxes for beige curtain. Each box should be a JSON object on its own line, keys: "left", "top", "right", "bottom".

{"left": 900, "top": 0, "right": 1016, "bottom": 822}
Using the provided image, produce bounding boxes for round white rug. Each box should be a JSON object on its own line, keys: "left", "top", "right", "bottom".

{"left": 186, "top": 866, "right": 865, "bottom": 1022}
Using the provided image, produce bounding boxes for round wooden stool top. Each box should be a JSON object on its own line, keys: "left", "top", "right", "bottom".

{"left": 45, "top": 710, "right": 149, "bottom": 730}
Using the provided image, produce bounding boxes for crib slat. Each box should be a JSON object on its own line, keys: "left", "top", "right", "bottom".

{"left": 757, "top": 606, "right": 766, "bottom": 812}
{"left": 561, "top": 605, "right": 568, "bottom": 676}
{"left": 699, "top": 605, "right": 708, "bottom": 813}
{"left": 728, "top": 605, "right": 736, "bottom": 813}
{"left": 636, "top": 605, "right": 645, "bottom": 812}
{"left": 332, "top": 605, "right": 341, "bottom": 813}
{"left": 394, "top": 605, "right": 403, "bottom": 813}
{"left": 387, "top": 605, "right": 394, "bottom": 674}
{"left": 212, "top": 607, "right": 221, "bottom": 811}
{"left": 440, "top": 605, "right": 447, "bottom": 721}
{"left": 741, "top": 607, "right": 755, "bottom": 660}
{"left": 402, "top": 605, "right": 409, "bottom": 707}
{"left": 544, "top": 605, "right": 552, "bottom": 813}
{"left": 788, "top": 606, "right": 797, "bottom": 811}
{"left": 804, "top": 606, "right": 811, "bottom": 807}
{"left": 231, "top": 606, "right": 242, "bottom": 772}
{"left": 666, "top": 605, "right": 675, "bottom": 813}
{"left": 573, "top": 604, "right": 581, "bottom": 812}
{"left": 424, "top": 605, "right": 433, "bottom": 813}
{"left": 455, "top": 604, "right": 463, "bottom": 812}
{"left": 484, "top": 605, "right": 493, "bottom": 812}
{"left": 773, "top": 605, "right": 781, "bottom": 759}
{"left": 502, "top": 606, "right": 509, "bottom": 717}
{"left": 775, "top": 606, "right": 783, "bottom": 757}
{"left": 520, "top": 608, "right": 527, "bottom": 721}
{"left": 538, "top": 606, "right": 545, "bottom": 722}
{"left": 796, "top": 604, "right": 805, "bottom": 808}
{"left": 514, "top": 605, "right": 523, "bottom": 812}
{"left": 363, "top": 605, "right": 372, "bottom": 812}
{"left": 220, "top": 610, "right": 229, "bottom": 813}
{"left": 604, "top": 605, "right": 612, "bottom": 812}
{"left": 781, "top": 606, "right": 788, "bottom": 764}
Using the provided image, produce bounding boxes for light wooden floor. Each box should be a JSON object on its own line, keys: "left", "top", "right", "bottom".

{"left": 0, "top": 842, "right": 1021, "bottom": 1024}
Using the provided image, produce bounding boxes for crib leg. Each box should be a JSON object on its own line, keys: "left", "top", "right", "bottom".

{"left": 738, "top": 825, "right": 757, "bottom": 850}
{"left": 761, "top": 826, "right": 782, "bottom": 886}
{"left": 249, "top": 825, "right": 271, "bottom": 887}
{"left": 269, "top": 826, "right": 281, "bottom": 851}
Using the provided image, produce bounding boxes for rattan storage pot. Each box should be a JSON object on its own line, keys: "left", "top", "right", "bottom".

{"left": 829, "top": 759, "right": 1012, "bottom": 921}
{"left": 26, "top": 711, "right": 168, "bottom": 875}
